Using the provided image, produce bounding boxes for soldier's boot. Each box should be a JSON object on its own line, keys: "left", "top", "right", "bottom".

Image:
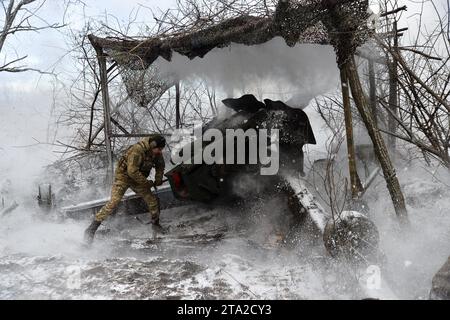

{"left": 84, "top": 220, "right": 101, "bottom": 245}
{"left": 149, "top": 206, "right": 166, "bottom": 234}
{"left": 150, "top": 213, "right": 164, "bottom": 231}
{"left": 151, "top": 222, "right": 166, "bottom": 234}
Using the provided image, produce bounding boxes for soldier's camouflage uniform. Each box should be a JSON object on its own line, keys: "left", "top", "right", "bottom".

{"left": 95, "top": 136, "right": 165, "bottom": 223}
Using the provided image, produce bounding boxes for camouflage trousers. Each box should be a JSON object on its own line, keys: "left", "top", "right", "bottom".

{"left": 95, "top": 180, "right": 159, "bottom": 222}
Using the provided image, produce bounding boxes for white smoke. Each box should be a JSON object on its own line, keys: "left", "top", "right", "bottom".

{"left": 155, "top": 37, "right": 340, "bottom": 107}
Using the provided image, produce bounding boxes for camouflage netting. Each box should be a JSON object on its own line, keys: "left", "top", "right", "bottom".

{"left": 88, "top": 0, "right": 372, "bottom": 106}
{"left": 120, "top": 66, "right": 175, "bottom": 108}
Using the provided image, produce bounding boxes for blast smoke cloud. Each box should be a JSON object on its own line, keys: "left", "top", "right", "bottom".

{"left": 155, "top": 37, "right": 340, "bottom": 107}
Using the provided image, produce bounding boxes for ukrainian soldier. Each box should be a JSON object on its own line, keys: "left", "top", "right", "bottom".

{"left": 84, "top": 134, "right": 166, "bottom": 244}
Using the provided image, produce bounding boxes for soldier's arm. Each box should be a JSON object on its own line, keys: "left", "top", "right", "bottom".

{"left": 127, "top": 147, "right": 153, "bottom": 188}
{"left": 154, "top": 155, "right": 165, "bottom": 185}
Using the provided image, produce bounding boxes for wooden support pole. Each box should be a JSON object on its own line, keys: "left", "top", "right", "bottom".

{"left": 368, "top": 59, "right": 377, "bottom": 124}
{"left": 340, "top": 68, "right": 363, "bottom": 199}
{"left": 387, "top": 19, "right": 399, "bottom": 154}
{"left": 344, "top": 56, "right": 408, "bottom": 224}
{"left": 86, "top": 62, "right": 118, "bottom": 151}
{"left": 175, "top": 81, "right": 181, "bottom": 129}
{"left": 94, "top": 46, "right": 114, "bottom": 186}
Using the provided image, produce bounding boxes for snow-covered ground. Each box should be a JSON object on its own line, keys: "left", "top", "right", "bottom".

{"left": 0, "top": 180, "right": 376, "bottom": 300}
{"left": 1, "top": 97, "right": 450, "bottom": 299}
{"left": 1, "top": 160, "right": 449, "bottom": 300}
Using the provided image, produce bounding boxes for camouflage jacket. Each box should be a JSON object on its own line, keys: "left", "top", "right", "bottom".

{"left": 115, "top": 136, "right": 165, "bottom": 187}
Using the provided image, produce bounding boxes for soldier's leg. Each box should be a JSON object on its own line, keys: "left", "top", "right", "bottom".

{"left": 84, "top": 181, "right": 129, "bottom": 244}
{"left": 130, "top": 183, "right": 160, "bottom": 222}
{"left": 95, "top": 182, "right": 129, "bottom": 222}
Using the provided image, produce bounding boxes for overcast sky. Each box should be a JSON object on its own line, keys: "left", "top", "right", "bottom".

{"left": 0, "top": 0, "right": 448, "bottom": 189}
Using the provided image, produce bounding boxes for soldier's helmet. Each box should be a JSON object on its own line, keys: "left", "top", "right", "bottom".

{"left": 153, "top": 135, "right": 166, "bottom": 149}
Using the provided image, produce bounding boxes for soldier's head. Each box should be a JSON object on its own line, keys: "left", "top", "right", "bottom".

{"left": 150, "top": 135, "right": 166, "bottom": 156}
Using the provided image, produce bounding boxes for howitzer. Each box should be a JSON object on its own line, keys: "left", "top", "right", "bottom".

{"left": 165, "top": 94, "right": 316, "bottom": 203}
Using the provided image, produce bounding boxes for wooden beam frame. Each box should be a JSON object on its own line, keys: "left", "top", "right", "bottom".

{"left": 93, "top": 45, "right": 114, "bottom": 185}
{"left": 340, "top": 68, "right": 363, "bottom": 199}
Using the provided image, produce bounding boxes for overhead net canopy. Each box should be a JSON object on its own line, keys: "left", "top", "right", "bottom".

{"left": 88, "top": 0, "right": 371, "bottom": 107}
{"left": 120, "top": 66, "right": 175, "bottom": 108}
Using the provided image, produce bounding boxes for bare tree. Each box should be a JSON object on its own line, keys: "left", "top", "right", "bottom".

{"left": 149, "top": 0, "right": 276, "bottom": 36}
{"left": 305, "top": 110, "right": 349, "bottom": 219}
{"left": 0, "top": 0, "right": 64, "bottom": 73}
{"left": 373, "top": 0, "right": 450, "bottom": 169}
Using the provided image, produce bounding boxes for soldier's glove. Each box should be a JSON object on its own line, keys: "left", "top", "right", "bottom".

{"left": 154, "top": 177, "right": 163, "bottom": 186}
